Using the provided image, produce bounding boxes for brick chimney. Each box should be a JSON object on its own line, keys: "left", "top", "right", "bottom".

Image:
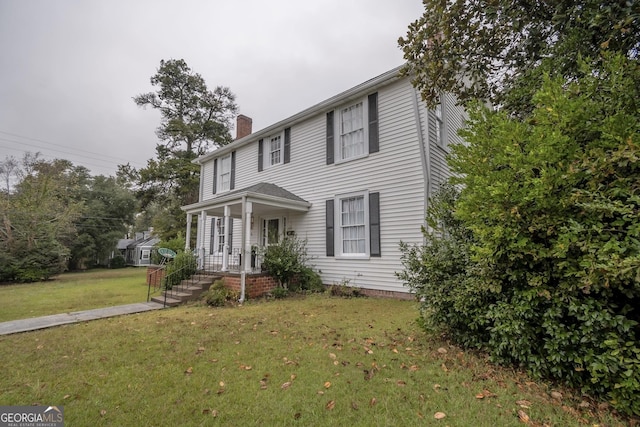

{"left": 236, "top": 114, "right": 252, "bottom": 140}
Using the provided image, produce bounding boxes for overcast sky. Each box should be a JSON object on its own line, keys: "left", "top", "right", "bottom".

{"left": 0, "top": 0, "right": 423, "bottom": 176}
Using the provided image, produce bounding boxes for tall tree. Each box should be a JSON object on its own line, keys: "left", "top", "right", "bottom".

{"left": 134, "top": 59, "right": 238, "bottom": 156}
{"left": 129, "top": 59, "right": 238, "bottom": 240}
{"left": 0, "top": 156, "right": 82, "bottom": 281}
{"left": 69, "top": 175, "right": 137, "bottom": 269}
{"left": 399, "top": 0, "right": 639, "bottom": 110}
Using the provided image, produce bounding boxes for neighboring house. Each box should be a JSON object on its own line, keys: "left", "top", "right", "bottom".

{"left": 181, "top": 66, "right": 466, "bottom": 298}
{"left": 116, "top": 231, "right": 160, "bottom": 267}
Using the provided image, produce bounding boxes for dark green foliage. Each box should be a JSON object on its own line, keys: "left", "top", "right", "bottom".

{"left": 162, "top": 251, "right": 197, "bottom": 290}
{"left": 399, "top": 0, "right": 639, "bottom": 111}
{"left": 261, "top": 236, "right": 311, "bottom": 289}
{"left": 400, "top": 54, "right": 640, "bottom": 415}
{"left": 109, "top": 256, "right": 126, "bottom": 269}
{"left": 397, "top": 184, "right": 491, "bottom": 348}
{"left": 290, "top": 266, "right": 325, "bottom": 293}
{"left": 204, "top": 280, "right": 237, "bottom": 307}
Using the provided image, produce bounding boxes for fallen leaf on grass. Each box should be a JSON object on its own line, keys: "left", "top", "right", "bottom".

{"left": 63, "top": 394, "right": 71, "bottom": 400}
{"left": 550, "top": 391, "right": 563, "bottom": 400}
{"left": 281, "top": 381, "right": 292, "bottom": 390}
{"left": 351, "top": 401, "right": 359, "bottom": 410}
{"left": 100, "top": 409, "right": 107, "bottom": 417}
{"left": 324, "top": 381, "right": 331, "bottom": 389}
{"left": 397, "top": 380, "right": 407, "bottom": 386}
{"left": 185, "top": 367, "right": 193, "bottom": 375}
{"left": 437, "top": 347, "right": 448, "bottom": 354}
{"left": 369, "top": 397, "right": 377, "bottom": 406}
{"left": 518, "top": 409, "right": 530, "bottom": 424}
{"left": 516, "top": 399, "right": 532, "bottom": 408}
{"left": 475, "top": 389, "right": 498, "bottom": 399}
{"left": 434, "top": 412, "right": 446, "bottom": 419}
{"left": 195, "top": 347, "right": 205, "bottom": 355}
{"left": 219, "top": 381, "right": 225, "bottom": 387}
{"left": 326, "top": 400, "right": 335, "bottom": 410}
{"left": 293, "top": 412, "right": 301, "bottom": 419}
{"left": 329, "top": 353, "right": 337, "bottom": 360}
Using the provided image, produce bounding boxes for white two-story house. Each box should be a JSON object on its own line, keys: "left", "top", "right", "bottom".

{"left": 181, "top": 65, "right": 466, "bottom": 300}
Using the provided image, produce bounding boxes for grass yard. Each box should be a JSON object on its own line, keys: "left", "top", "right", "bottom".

{"left": 0, "top": 268, "right": 149, "bottom": 322}
{"left": 0, "top": 295, "right": 627, "bottom": 426}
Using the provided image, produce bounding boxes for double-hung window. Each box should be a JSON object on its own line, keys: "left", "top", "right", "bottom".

{"left": 339, "top": 102, "right": 366, "bottom": 161}
{"left": 340, "top": 194, "right": 366, "bottom": 255}
{"left": 326, "top": 191, "right": 381, "bottom": 259}
{"left": 258, "top": 129, "right": 290, "bottom": 171}
{"left": 269, "top": 134, "right": 282, "bottom": 167}
{"left": 218, "top": 154, "right": 231, "bottom": 193}
{"left": 326, "top": 92, "right": 378, "bottom": 165}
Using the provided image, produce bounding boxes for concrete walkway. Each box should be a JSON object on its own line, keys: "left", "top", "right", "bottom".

{"left": 0, "top": 302, "right": 165, "bottom": 336}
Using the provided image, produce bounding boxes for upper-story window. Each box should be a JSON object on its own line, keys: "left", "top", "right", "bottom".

{"left": 326, "top": 92, "right": 378, "bottom": 165}
{"left": 268, "top": 134, "right": 282, "bottom": 167}
{"left": 218, "top": 154, "right": 231, "bottom": 192}
{"left": 339, "top": 102, "right": 366, "bottom": 160}
{"left": 258, "top": 128, "right": 290, "bottom": 172}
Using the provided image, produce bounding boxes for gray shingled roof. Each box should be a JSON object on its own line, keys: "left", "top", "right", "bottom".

{"left": 223, "top": 182, "right": 308, "bottom": 203}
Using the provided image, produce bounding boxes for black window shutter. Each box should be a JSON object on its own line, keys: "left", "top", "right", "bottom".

{"left": 230, "top": 151, "right": 236, "bottom": 190}
{"left": 369, "top": 192, "right": 381, "bottom": 257}
{"left": 368, "top": 92, "right": 379, "bottom": 154}
{"left": 228, "top": 218, "right": 233, "bottom": 254}
{"left": 284, "top": 128, "right": 291, "bottom": 164}
{"left": 326, "top": 111, "right": 334, "bottom": 165}
{"left": 258, "top": 139, "right": 264, "bottom": 172}
{"left": 326, "top": 199, "right": 335, "bottom": 256}
{"left": 212, "top": 159, "right": 218, "bottom": 194}
{"left": 214, "top": 218, "right": 216, "bottom": 255}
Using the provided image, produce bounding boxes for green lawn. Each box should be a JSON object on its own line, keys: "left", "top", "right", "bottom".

{"left": 0, "top": 268, "right": 149, "bottom": 322}
{"left": 0, "top": 294, "right": 627, "bottom": 426}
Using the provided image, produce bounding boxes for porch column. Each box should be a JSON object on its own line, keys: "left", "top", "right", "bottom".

{"left": 243, "top": 201, "right": 253, "bottom": 273}
{"left": 185, "top": 213, "right": 192, "bottom": 251}
{"left": 221, "top": 205, "right": 230, "bottom": 272}
{"left": 199, "top": 210, "right": 207, "bottom": 269}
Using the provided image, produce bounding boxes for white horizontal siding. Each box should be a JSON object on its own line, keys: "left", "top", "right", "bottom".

{"left": 193, "top": 77, "right": 471, "bottom": 293}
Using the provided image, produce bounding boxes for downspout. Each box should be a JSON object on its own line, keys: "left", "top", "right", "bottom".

{"left": 411, "top": 87, "right": 431, "bottom": 232}
{"left": 239, "top": 195, "right": 247, "bottom": 303}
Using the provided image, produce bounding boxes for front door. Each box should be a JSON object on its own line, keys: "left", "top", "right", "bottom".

{"left": 262, "top": 217, "right": 282, "bottom": 248}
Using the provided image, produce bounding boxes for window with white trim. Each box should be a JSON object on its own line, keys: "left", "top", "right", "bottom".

{"left": 337, "top": 99, "right": 367, "bottom": 162}
{"left": 216, "top": 218, "right": 225, "bottom": 253}
{"left": 336, "top": 191, "right": 369, "bottom": 257}
{"left": 217, "top": 154, "right": 231, "bottom": 192}
{"left": 269, "top": 134, "right": 282, "bottom": 166}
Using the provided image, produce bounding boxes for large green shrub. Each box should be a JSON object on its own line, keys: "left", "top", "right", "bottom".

{"left": 203, "top": 280, "right": 238, "bottom": 307}
{"left": 261, "top": 236, "right": 311, "bottom": 289}
{"left": 398, "top": 184, "right": 492, "bottom": 348}
{"left": 400, "top": 54, "right": 640, "bottom": 415}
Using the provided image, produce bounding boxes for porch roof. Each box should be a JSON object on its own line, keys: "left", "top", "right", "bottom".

{"left": 181, "top": 182, "right": 311, "bottom": 217}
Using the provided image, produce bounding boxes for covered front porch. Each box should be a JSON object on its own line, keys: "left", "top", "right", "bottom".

{"left": 182, "top": 183, "right": 311, "bottom": 300}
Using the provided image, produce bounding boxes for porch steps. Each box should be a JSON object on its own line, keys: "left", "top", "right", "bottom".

{"left": 151, "top": 274, "right": 222, "bottom": 307}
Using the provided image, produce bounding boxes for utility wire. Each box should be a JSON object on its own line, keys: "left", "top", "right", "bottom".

{"left": 0, "top": 130, "right": 146, "bottom": 167}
